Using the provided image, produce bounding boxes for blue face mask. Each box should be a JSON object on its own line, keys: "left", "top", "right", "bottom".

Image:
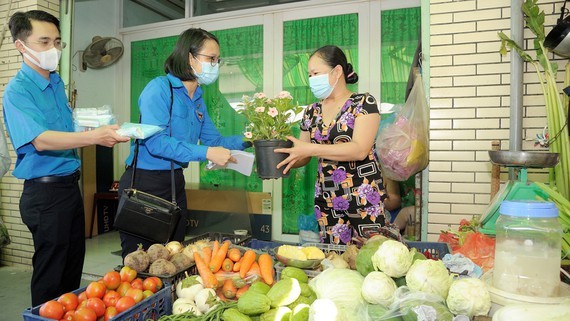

{"left": 192, "top": 61, "right": 220, "bottom": 85}
{"left": 309, "top": 69, "right": 338, "bottom": 100}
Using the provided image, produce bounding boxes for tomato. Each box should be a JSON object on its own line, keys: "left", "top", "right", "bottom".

{"left": 39, "top": 300, "right": 65, "bottom": 320}
{"left": 115, "top": 296, "right": 136, "bottom": 313}
{"left": 78, "top": 291, "right": 88, "bottom": 304}
{"left": 86, "top": 281, "right": 106, "bottom": 299}
{"left": 142, "top": 290, "right": 154, "bottom": 299}
{"left": 102, "top": 290, "right": 121, "bottom": 308}
{"left": 60, "top": 310, "right": 75, "bottom": 321}
{"left": 125, "top": 288, "right": 144, "bottom": 303}
{"left": 142, "top": 278, "right": 158, "bottom": 293}
{"left": 104, "top": 306, "right": 118, "bottom": 321}
{"left": 74, "top": 307, "right": 97, "bottom": 321}
{"left": 116, "top": 281, "right": 131, "bottom": 297}
{"left": 147, "top": 276, "right": 163, "bottom": 290}
{"left": 85, "top": 298, "right": 105, "bottom": 317}
{"left": 57, "top": 292, "right": 79, "bottom": 311}
{"left": 103, "top": 271, "right": 121, "bottom": 290}
{"left": 130, "top": 278, "right": 144, "bottom": 290}
{"left": 119, "top": 266, "right": 137, "bottom": 282}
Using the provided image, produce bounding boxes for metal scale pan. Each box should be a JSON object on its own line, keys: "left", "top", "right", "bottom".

{"left": 480, "top": 151, "right": 560, "bottom": 235}
{"left": 488, "top": 151, "right": 560, "bottom": 168}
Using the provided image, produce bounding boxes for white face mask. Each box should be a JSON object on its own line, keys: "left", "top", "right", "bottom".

{"left": 19, "top": 40, "right": 61, "bottom": 72}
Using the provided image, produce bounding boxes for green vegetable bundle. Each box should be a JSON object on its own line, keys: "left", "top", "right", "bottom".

{"left": 498, "top": 0, "right": 570, "bottom": 202}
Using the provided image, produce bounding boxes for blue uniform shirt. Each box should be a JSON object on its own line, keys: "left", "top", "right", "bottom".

{"left": 2, "top": 63, "right": 79, "bottom": 179}
{"left": 126, "top": 74, "right": 248, "bottom": 170}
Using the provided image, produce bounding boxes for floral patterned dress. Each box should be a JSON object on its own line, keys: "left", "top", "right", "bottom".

{"left": 300, "top": 93, "right": 387, "bottom": 244}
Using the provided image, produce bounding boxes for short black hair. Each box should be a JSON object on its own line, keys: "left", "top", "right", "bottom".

{"left": 311, "top": 45, "right": 359, "bottom": 84}
{"left": 9, "top": 10, "right": 61, "bottom": 42}
{"left": 164, "top": 28, "right": 219, "bottom": 81}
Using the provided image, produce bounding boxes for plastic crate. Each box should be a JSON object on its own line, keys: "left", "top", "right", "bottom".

{"left": 301, "top": 242, "right": 347, "bottom": 254}
{"left": 245, "top": 239, "right": 286, "bottom": 253}
{"left": 183, "top": 231, "right": 252, "bottom": 247}
{"left": 22, "top": 284, "right": 171, "bottom": 321}
{"left": 406, "top": 241, "right": 451, "bottom": 260}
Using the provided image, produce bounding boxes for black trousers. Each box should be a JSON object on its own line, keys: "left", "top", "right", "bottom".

{"left": 118, "top": 167, "right": 187, "bottom": 259}
{"left": 20, "top": 180, "right": 85, "bottom": 306}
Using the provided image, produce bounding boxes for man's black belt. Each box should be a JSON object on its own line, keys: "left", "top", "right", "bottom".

{"left": 28, "top": 170, "right": 81, "bottom": 184}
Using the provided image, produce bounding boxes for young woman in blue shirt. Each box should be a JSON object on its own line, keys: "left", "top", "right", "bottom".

{"left": 118, "top": 28, "right": 250, "bottom": 258}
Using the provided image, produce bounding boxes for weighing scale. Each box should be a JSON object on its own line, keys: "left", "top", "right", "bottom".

{"left": 479, "top": 151, "right": 560, "bottom": 235}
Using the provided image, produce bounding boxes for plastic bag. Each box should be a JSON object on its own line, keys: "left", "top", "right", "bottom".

{"left": 116, "top": 122, "right": 164, "bottom": 139}
{"left": 73, "top": 105, "right": 117, "bottom": 131}
{"left": 298, "top": 214, "right": 321, "bottom": 244}
{"left": 376, "top": 74, "right": 429, "bottom": 181}
{"left": 454, "top": 232, "right": 495, "bottom": 272}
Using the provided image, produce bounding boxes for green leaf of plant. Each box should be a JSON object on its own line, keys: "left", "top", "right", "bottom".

{"left": 498, "top": 32, "right": 534, "bottom": 62}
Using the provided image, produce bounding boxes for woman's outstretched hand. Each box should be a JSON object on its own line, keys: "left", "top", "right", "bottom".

{"left": 274, "top": 136, "right": 311, "bottom": 174}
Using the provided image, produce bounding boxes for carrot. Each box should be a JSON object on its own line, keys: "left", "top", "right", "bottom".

{"left": 193, "top": 252, "right": 219, "bottom": 289}
{"left": 212, "top": 240, "right": 220, "bottom": 260}
{"left": 201, "top": 246, "right": 212, "bottom": 266}
{"left": 222, "top": 278, "right": 237, "bottom": 299}
{"left": 247, "top": 261, "right": 261, "bottom": 280}
{"left": 239, "top": 250, "right": 257, "bottom": 278}
{"left": 210, "top": 241, "right": 231, "bottom": 272}
{"left": 235, "top": 284, "right": 250, "bottom": 299}
{"left": 232, "top": 259, "right": 242, "bottom": 272}
{"left": 257, "top": 253, "right": 274, "bottom": 285}
{"left": 227, "top": 248, "right": 242, "bottom": 262}
{"left": 221, "top": 258, "right": 234, "bottom": 272}
{"left": 216, "top": 287, "right": 229, "bottom": 302}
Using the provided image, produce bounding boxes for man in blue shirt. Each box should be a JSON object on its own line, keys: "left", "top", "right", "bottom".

{"left": 3, "top": 10, "right": 129, "bottom": 306}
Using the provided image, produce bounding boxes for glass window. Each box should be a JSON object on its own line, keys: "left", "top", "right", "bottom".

{"left": 123, "top": 0, "right": 185, "bottom": 28}
{"left": 193, "top": 0, "right": 308, "bottom": 17}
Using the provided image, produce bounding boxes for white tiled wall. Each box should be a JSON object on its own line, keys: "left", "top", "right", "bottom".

{"left": 426, "top": 0, "right": 562, "bottom": 240}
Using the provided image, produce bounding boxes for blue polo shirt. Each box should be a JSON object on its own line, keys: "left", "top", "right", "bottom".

{"left": 126, "top": 74, "right": 248, "bottom": 170}
{"left": 2, "top": 63, "right": 79, "bottom": 180}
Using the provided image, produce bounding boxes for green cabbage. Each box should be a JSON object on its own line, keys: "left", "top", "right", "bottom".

{"left": 405, "top": 259, "right": 453, "bottom": 299}
{"left": 371, "top": 240, "right": 414, "bottom": 278}
{"left": 309, "top": 268, "right": 365, "bottom": 321}
{"left": 361, "top": 271, "right": 398, "bottom": 306}
{"left": 446, "top": 277, "right": 491, "bottom": 317}
{"left": 356, "top": 236, "right": 388, "bottom": 276}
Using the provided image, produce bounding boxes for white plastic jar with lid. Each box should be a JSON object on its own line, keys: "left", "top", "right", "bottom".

{"left": 493, "top": 200, "right": 562, "bottom": 297}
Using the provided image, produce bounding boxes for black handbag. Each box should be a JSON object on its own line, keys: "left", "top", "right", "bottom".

{"left": 114, "top": 81, "right": 181, "bottom": 243}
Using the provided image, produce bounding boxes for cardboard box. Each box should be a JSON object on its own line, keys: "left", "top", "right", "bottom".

{"left": 185, "top": 189, "right": 272, "bottom": 240}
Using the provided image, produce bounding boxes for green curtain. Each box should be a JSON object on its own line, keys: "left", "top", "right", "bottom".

{"left": 130, "top": 36, "right": 178, "bottom": 121}
{"left": 381, "top": 8, "right": 421, "bottom": 105}
{"left": 200, "top": 25, "right": 264, "bottom": 192}
{"left": 381, "top": 8, "right": 421, "bottom": 207}
{"left": 281, "top": 14, "right": 359, "bottom": 234}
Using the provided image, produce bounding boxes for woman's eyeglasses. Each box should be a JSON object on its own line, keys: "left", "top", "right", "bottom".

{"left": 195, "top": 53, "right": 223, "bottom": 66}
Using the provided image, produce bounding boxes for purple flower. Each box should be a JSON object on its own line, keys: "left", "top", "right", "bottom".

{"left": 314, "top": 207, "right": 322, "bottom": 219}
{"left": 314, "top": 128, "right": 329, "bottom": 141}
{"left": 332, "top": 196, "right": 349, "bottom": 210}
{"left": 357, "top": 184, "right": 374, "bottom": 198}
{"left": 366, "top": 191, "right": 381, "bottom": 205}
{"left": 303, "top": 119, "right": 312, "bottom": 129}
{"left": 331, "top": 223, "right": 352, "bottom": 244}
{"left": 331, "top": 168, "right": 347, "bottom": 183}
{"left": 345, "top": 113, "right": 355, "bottom": 128}
{"left": 365, "top": 204, "right": 381, "bottom": 218}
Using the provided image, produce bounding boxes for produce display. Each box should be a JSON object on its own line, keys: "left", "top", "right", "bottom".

{"left": 36, "top": 267, "right": 163, "bottom": 321}
{"left": 28, "top": 234, "right": 498, "bottom": 321}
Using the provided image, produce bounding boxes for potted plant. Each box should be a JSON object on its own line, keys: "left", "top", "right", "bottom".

{"left": 237, "top": 91, "right": 304, "bottom": 179}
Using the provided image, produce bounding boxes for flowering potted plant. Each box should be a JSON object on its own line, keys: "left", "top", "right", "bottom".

{"left": 238, "top": 91, "right": 304, "bottom": 179}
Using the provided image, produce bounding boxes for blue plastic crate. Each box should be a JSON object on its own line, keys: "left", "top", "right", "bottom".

{"left": 22, "top": 284, "right": 171, "bottom": 321}
{"left": 406, "top": 241, "right": 451, "bottom": 260}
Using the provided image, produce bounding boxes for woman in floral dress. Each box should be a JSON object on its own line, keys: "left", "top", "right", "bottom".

{"left": 276, "top": 45, "right": 387, "bottom": 244}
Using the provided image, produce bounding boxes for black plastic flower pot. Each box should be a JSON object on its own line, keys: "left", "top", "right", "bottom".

{"left": 253, "top": 139, "right": 293, "bottom": 179}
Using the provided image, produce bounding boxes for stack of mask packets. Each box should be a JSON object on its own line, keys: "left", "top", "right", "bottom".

{"left": 73, "top": 105, "right": 116, "bottom": 132}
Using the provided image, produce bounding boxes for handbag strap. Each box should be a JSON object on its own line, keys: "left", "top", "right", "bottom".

{"left": 129, "top": 80, "right": 177, "bottom": 205}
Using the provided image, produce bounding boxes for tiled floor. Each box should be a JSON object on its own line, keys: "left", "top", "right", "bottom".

{"left": 0, "top": 230, "right": 123, "bottom": 321}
